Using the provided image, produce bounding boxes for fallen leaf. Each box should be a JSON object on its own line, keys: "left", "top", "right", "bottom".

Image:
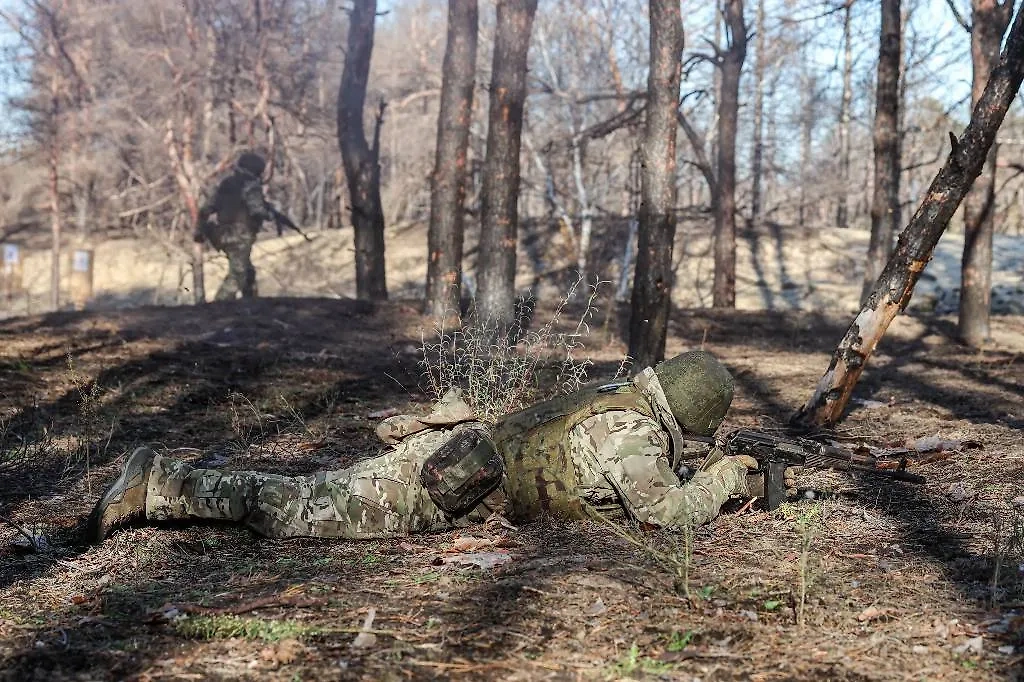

{"left": 70, "top": 595, "right": 88, "bottom": 605}
{"left": 351, "top": 608, "right": 377, "bottom": 649}
{"left": 857, "top": 606, "right": 893, "bottom": 622}
{"left": 260, "top": 638, "right": 303, "bottom": 665}
{"left": 451, "top": 536, "right": 495, "bottom": 552}
{"left": 585, "top": 599, "right": 607, "bottom": 616}
{"left": 440, "top": 551, "right": 512, "bottom": 570}
{"left": 368, "top": 407, "right": 400, "bottom": 420}
{"left": 953, "top": 635, "right": 984, "bottom": 655}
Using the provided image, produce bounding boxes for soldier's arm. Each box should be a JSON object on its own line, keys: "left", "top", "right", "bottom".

{"left": 242, "top": 180, "right": 273, "bottom": 223}
{"left": 573, "top": 412, "right": 750, "bottom": 529}
{"left": 195, "top": 194, "right": 217, "bottom": 242}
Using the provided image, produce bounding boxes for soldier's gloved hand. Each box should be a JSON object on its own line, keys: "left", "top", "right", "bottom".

{"left": 784, "top": 465, "right": 803, "bottom": 498}
{"left": 726, "top": 455, "right": 764, "bottom": 498}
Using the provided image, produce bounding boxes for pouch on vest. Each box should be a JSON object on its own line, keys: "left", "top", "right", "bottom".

{"left": 420, "top": 429, "right": 504, "bottom": 518}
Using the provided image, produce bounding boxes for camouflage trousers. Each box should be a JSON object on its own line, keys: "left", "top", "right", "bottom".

{"left": 145, "top": 429, "right": 483, "bottom": 539}
{"left": 215, "top": 245, "right": 257, "bottom": 301}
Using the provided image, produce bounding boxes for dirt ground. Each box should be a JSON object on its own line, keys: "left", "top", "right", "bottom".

{"left": 0, "top": 297, "right": 1022, "bottom": 681}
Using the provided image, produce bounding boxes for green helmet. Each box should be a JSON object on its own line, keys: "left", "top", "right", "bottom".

{"left": 653, "top": 350, "right": 734, "bottom": 436}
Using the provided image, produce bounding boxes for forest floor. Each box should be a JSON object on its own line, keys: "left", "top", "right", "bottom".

{"left": 0, "top": 297, "right": 1022, "bottom": 681}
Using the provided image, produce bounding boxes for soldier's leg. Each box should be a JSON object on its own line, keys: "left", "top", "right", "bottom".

{"left": 146, "top": 439, "right": 451, "bottom": 539}
{"left": 215, "top": 250, "right": 243, "bottom": 301}
{"left": 238, "top": 245, "right": 257, "bottom": 298}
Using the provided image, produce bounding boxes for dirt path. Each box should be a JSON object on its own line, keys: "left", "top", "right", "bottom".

{"left": 0, "top": 299, "right": 1021, "bottom": 681}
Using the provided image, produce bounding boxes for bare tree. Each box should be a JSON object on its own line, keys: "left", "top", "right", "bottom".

{"left": 628, "top": 0, "right": 684, "bottom": 368}
{"left": 476, "top": 0, "right": 538, "bottom": 325}
{"left": 338, "top": 0, "right": 388, "bottom": 300}
{"left": 794, "top": 3, "right": 1024, "bottom": 428}
{"left": 712, "top": 0, "right": 747, "bottom": 308}
{"left": 836, "top": 0, "right": 855, "bottom": 228}
{"left": 425, "top": 0, "right": 478, "bottom": 319}
{"left": 750, "top": 0, "right": 766, "bottom": 231}
{"left": 861, "top": 0, "right": 902, "bottom": 303}
{"left": 955, "top": 0, "right": 1014, "bottom": 346}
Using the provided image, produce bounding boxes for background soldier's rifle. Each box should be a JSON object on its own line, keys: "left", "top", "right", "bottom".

{"left": 721, "top": 429, "right": 928, "bottom": 510}
{"left": 265, "top": 203, "right": 312, "bottom": 242}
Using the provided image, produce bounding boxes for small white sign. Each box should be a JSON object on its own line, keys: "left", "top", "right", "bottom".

{"left": 72, "top": 250, "right": 91, "bottom": 273}
{"left": 2, "top": 244, "right": 18, "bottom": 265}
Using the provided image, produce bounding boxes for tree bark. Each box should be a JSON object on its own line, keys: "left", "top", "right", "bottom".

{"left": 836, "top": 0, "right": 854, "bottom": 228}
{"left": 712, "top": 0, "right": 747, "bottom": 308}
{"left": 861, "top": 0, "right": 902, "bottom": 304}
{"left": 627, "top": 0, "right": 684, "bottom": 368}
{"left": 959, "top": 0, "right": 1013, "bottom": 346}
{"left": 793, "top": 4, "right": 1024, "bottom": 428}
{"left": 337, "top": 0, "right": 387, "bottom": 301}
{"left": 425, "top": 0, "right": 478, "bottom": 319}
{"left": 476, "top": 0, "right": 537, "bottom": 325}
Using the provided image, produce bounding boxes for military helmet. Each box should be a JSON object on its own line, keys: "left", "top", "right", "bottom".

{"left": 653, "top": 350, "right": 734, "bottom": 436}
{"left": 236, "top": 152, "right": 267, "bottom": 177}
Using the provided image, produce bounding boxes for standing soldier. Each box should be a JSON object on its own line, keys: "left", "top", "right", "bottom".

{"left": 194, "top": 152, "right": 298, "bottom": 301}
{"left": 89, "top": 351, "right": 774, "bottom": 542}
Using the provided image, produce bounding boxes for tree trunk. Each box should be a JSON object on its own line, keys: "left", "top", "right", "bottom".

{"left": 712, "top": 0, "right": 747, "bottom": 308}
{"left": 751, "top": 0, "right": 766, "bottom": 231}
{"left": 476, "top": 0, "right": 538, "bottom": 325}
{"left": 861, "top": 0, "right": 902, "bottom": 304}
{"left": 959, "top": 0, "right": 1013, "bottom": 346}
{"left": 337, "top": 0, "right": 387, "bottom": 300}
{"left": 836, "top": 0, "right": 854, "bottom": 228}
{"left": 425, "top": 0, "right": 478, "bottom": 319}
{"left": 627, "top": 0, "right": 684, "bottom": 368}
{"left": 793, "top": 4, "right": 1024, "bottom": 428}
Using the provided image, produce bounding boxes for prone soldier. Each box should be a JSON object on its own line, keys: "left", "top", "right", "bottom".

{"left": 89, "top": 351, "right": 767, "bottom": 542}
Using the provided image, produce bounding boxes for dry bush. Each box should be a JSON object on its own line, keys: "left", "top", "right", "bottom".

{"left": 420, "top": 277, "right": 619, "bottom": 423}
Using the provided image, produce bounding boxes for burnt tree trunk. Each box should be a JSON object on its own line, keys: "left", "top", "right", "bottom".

{"left": 959, "top": 0, "right": 1013, "bottom": 346}
{"left": 712, "top": 0, "right": 747, "bottom": 308}
{"left": 628, "top": 0, "right": 684, "bottom": 368}
{"left": 337, "top": 0, "right": 387, "bottom": 300}
{"left": 861, "top": 0, "right": 902, "bottom": 304}
{"left": 794, "top": 4, "right": 1024, "bottom": 428}
{"left": 476, "top": 0, "right": 537, "bottom": 325}
{"left": 425, "top": 0, "right": 478, "bottom": 319}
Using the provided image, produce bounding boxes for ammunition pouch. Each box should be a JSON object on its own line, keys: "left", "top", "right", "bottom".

{"left": 420, "top": 428, "right": 504, "bottom": 518}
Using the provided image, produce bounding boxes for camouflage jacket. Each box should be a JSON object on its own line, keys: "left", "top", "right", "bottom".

{"left": 378, "top": 372, "right": 748, "bottom": 530}
{"left": 197, "top": 169, "right": 272, "bottom": 248}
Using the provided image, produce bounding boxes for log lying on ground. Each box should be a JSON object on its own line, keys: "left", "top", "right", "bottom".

{"left": 792, "top": 5, "right": 1024, "bottom": 429}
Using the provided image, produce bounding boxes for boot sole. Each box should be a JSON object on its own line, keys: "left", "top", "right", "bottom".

{"left": 88, "top": 446, "right": 156, "bottom": 543}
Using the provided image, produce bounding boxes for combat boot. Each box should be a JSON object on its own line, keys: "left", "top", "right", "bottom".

{"left": 88, "top": 446, "right": 157, "bottom": 543}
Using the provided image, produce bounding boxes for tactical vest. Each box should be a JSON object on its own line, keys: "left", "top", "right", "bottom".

{"left": 493, "top": 381, "right": 658, "bottom": 522}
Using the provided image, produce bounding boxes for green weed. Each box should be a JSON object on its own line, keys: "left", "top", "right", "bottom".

{"left": 174, "top": 614, "right": 315, "bottom": 641}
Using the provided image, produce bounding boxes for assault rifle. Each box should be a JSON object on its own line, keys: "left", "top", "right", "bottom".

{"left": 265, "top": 203, "right": 312, "bottom": 242}
{"left": 723, "top": 429, "right": 926, "bottom": 510}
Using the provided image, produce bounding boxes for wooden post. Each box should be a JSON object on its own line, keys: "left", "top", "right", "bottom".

{"left": 69, "top": 248, "right": 94, "bottom": 310}
{"left": 2, "top": 243, "right": 23, "bottom": 303}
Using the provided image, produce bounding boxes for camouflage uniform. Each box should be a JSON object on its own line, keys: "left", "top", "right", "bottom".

{"left": 196, "top": 154, "right": 274, "bottom": 301}
{"left": 143, "top": 370, "right": 750, "bottom": 539}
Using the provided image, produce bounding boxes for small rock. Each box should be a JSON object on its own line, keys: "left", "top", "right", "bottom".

{"left": 739, "top": 610, "right": 758, "bottom": 622}
{"left": 998, "top": 645, "right": 1015, "bottom": 655}
{"left": 585, "top": 599, "right": 607, "bottom": 616}
{"left": 911, "top": 645, "right": 929, "bottom": 655}
{"left": 1011, "top": 496, "right": 1024, "bottom": 509}
{"left": 947, "top": 482, "right": 974, "bottom": 503}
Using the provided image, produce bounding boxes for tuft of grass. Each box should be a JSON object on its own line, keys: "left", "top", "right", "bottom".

{"left": 420, "top": 276, "right": 613, "bottom": 424}
{"left": 65, "top": 354, "right": 116, "bottom": 492}
{"left": 608, "top": 642, "right": 674, "bottom": 678}
{"left": 174, "top": 614, "right": 316, "bottom": 641}
{"left": 990, "top": 504, "right": 1024, "bottom": 605}
{"left": 794, "top": 502, "right": 823, "bottom": 628}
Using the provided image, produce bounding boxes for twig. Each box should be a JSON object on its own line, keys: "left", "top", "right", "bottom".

{"left": 0, "top": 510, "right": 43, "bottom": 551}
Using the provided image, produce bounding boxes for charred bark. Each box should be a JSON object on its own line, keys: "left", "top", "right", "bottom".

{"left": 425, "top": 0, "right": 478, "bottom": 320}
{"left": 476, "top": 0, "right": 538, "bottom": 325}
{"left": 712, "top": 0, "right": 747, "bottom": 308}
{"left": 337, "top": 0, "right": 387, "bottom": 300}
{"left": 861, "top": 0, "right": 902, "bottom": 304}
{"left": 959, "top": 0, "right": 1013, "bottom": 346}
{"left": 627, "top": 0, "right": 684, "bottom": 368}
{"left": 794, "top": 3, "right": 1024, "bottom": 428}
